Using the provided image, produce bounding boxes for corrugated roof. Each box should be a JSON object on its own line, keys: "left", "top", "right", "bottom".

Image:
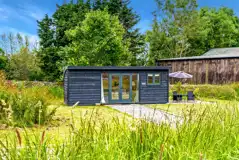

{"left": 159, "top": 48, "right": 239, "bottom": 61}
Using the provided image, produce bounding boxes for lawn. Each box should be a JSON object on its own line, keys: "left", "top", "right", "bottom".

{"left": 0, "top": 105, "right": 132, "bottom": 141}
{"left": 150, "top": 100, "right": 239, "bottom": 116}
{"left": 1, "top": 82, "right": 239, "bottom": 159}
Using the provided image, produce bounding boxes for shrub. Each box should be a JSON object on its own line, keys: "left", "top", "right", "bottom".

{"left": 170, "top": 84, "right": 238, "bottom": 100}
{"left": 0, "top": 90, "right": 57, "bottom": 127}
{"left": 47, "top": 86, "right": 64, "bottom": 99}
{"left": 0, "top": 99, "right": 13, "bottom": 125}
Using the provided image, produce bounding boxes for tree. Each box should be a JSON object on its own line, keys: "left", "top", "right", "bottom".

{"left": 37, "top": 14, "right": 55, "bottom": 48}
{"left": 16, "top": 33, "right": 23, "bottom": 47}
{"left": 147, "top": 0, "right": 198, "bottom": 61}
{"left": 92, "top": 0, "right": 146, "bottom": 65}
{"left": 37, "top": 47, "right": 62, "bottom": 81}
{"left": 62, "top": 10, "right": 130, "bottom": 66}
{"left": 37, "top": 0, "right": 145, "bottom": 73}
{"left": 52, "top": 1, "right": 91, "bottom": 47}
{"left": 0, "top": 48, "right": 7, "bottom": 70}
{"left": 192, "top": 7, "right": 239, "bottom": 51}
{"left": 8, "top": 48, "right": 42, "bottom": 81}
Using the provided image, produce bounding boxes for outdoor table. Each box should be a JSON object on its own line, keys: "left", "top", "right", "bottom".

{"left": 176, "top": 94, "right": 187, "bottom": 101}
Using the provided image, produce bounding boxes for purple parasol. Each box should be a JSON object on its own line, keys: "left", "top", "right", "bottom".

{"left": 169, "top": 71, "right": 193, "bottom": 79}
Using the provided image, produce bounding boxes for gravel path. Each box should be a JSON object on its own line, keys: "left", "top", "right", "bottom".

{"left": 109, "top": 104, "right": 183, "bottom": 127}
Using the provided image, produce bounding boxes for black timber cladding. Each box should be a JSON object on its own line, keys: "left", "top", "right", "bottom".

{"left": 139, "top": 71, "right": 169, "bottom": 104}
{"left": 68, "top": 71, "right": 101, "bottom": 105}
{"left": 64, "top": 66, "right": 169, "bottom": 105}
{"left": 63, "top": 70, "right": 69, "bottom": 104}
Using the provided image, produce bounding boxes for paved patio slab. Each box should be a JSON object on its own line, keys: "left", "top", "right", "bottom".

{"left": 109, "top": 104, "right": 183, "bottom": 127}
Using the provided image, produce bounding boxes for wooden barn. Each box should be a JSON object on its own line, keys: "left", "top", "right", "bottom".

{"left": 64, "top": 66, "right": 169, "bottom": 105}
{"left": 157, "top": 48, "right": 239, "bottom": 84}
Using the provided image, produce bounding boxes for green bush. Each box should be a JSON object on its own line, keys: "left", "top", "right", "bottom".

{"left": 170, "top": 84, "right": 238, "bottom": 100}
{"left": 47, "top": 86, "right": 64, "bottom": 99}
{"left": 0, "top": 90, "right": 57, "bottom": 127}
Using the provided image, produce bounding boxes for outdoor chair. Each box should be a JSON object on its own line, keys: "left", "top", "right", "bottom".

{"left": 173, "top": 91, "right": 178, "bottom": 101}
{"left": 187, "top": 91, "right": 195, "bottom": 101}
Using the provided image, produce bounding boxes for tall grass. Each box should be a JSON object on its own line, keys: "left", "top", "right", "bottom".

{"left": 1, "top": 103, "right": 239, "bottom": 159}
{"left": 0, "top": 70, "right": 59, "bottom": 127}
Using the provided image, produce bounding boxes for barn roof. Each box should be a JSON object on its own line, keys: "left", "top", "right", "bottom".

{"left": 158, "top": 48, "right": 239, "bottom": 61}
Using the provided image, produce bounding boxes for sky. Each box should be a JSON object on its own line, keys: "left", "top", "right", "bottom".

{"left": 0, "top": 0, "right": 239, "bottom": 43}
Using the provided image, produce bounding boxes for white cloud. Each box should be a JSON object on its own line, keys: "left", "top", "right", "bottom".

{"left": 0, "top": 2, "right": 48, "bottom": 23}
{"left": 0, "top": 6, "right": 10, "bottom": 20}
{"left": 19, "top": 3, "right": 47, "bottom": 21}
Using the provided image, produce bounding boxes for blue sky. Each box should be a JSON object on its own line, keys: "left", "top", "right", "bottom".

{"left": 0, "top": 0, "right": 239, "bottom": 42}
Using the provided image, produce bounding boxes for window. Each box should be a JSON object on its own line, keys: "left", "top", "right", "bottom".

{"left": 147, "top": 73, "right": 161, "bottom": 85}
{"left": 148, "top": 74, "right": 153, "bottom": 84}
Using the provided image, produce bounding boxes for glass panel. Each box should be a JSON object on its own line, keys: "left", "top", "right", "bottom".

{"left": 111, "top": 75, "right": 120, "bottom": 100}
{"left": 148, "top": 74, "right": 153, "bottom": 84}
{"left": 103, "top": 73, "right": 109, "bottom": 103}
{"left": 132, "top": 74, "right": 139, "bottom": 103}
{"left": 122, "top": 75, "right": 130, "bottom": 100}
{"left": 155, "top": 74, "right": 160, "bottom": 84}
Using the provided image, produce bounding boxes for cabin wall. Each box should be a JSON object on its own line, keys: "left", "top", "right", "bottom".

{"left": 64, "top": 70, "right": 69, "bottom": 105}
{"left": 158, "top": 58, "right": 239, "bottom": 84}
{"left": 139, "top": 71, "right": 169, "bottom": 104}
{"left": 67, "top": 70, "right": 101, "bottom": 105}
{"left": 64, "top": 69, "right": 169, "bottom": 105}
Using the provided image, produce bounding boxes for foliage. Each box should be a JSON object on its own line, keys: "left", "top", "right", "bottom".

{"left": 7, "top": 48, "right": 43, "bottom": 81}
{"left": 0, "top": 72, "right": 61, "bottom": 127}
{"left": 147, "top": 0, "right": 239, "bottom": 64}
{"left": 37, "top": 0, "right": 145, "bottom": 80}
{"left": 170, "top": 84, "right": 238, "bottom": 100}
{"left": 0, "top": 90, "right": 57, "bottom": 127}
{"left": 37, "top": 47, "right": 62, "bottom": 81}
{"left": 1, "top": 103, "right": 239, "bottom": 159}
{"left": 0, "top": 32, "right": 36, "bottom": 54}
{"left": 62, "top": 10, "right": 130, "bottom": 66}
{"left": 47, "top": 86, "right": 64, "bottom": 99}
{"left": 0, "top": 48, "right": 7, "bottom": 70}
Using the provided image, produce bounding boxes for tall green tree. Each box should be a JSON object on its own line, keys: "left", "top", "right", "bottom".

{"left": 37, "top": 14, "right": 60, "bottom": 81}
{"left": 37, "top": 0, "right": 145, "bottom": 77}
{"left": 0, "top": 48, "right": 7, "bottom": 70}
{"left": 52, "top": 0, "right": 91, "bottom": 47}
{"left": 8, "top": 48, "right": 42, "bottom": 81}
{"left": 37, "top": 14, "right": 55, "bottom": 48}
{"left": 92, "top": 0, "right": 146, "bottom": 65}
{"left": 146, "top": 0, "right": 196, "bottom": 64}
{"left": 147, "top": 0, "right": 239, "bottom": 64}
{"left": 193, "top": 7, "right": 239, "bottom": 51}
{"left": 61, "top": 10, "right": 130, "bottom": 66}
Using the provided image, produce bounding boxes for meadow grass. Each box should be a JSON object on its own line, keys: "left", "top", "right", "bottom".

{"left": 1, "top": 102, "right": 239, "bottom": 159}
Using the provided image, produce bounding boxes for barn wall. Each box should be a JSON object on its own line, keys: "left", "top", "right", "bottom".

{"left": 158, "top": 58, "right": 239, "bottom": 84}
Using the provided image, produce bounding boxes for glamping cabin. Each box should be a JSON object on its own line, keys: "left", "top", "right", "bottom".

{"left": 64, "top": 66, "right": 169, "bottom": 105}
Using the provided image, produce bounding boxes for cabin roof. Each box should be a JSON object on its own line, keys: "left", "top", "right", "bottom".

{"left": 66, "top": 66, "right": 169, "bottom": 71}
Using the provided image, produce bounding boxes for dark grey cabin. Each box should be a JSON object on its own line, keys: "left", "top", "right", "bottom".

{"left": 64, "top": 66, "right": 169, "bottom": 105}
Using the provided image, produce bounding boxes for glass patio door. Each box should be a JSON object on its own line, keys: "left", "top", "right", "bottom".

{"left": 109, "top": 74, "right": 132, "bottom": 103}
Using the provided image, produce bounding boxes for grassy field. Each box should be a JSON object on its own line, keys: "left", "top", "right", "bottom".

{"left": 0, "top": 105, "right": 131, "bottom": 140}
{"left": 1, "top": 81, "right": 239, "bottom": 159}
{"left": 150, "top": 100, "right": 239, "bottom": 116}
{"left": 1, "top": 102, "right": 239, "bottom": 159}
